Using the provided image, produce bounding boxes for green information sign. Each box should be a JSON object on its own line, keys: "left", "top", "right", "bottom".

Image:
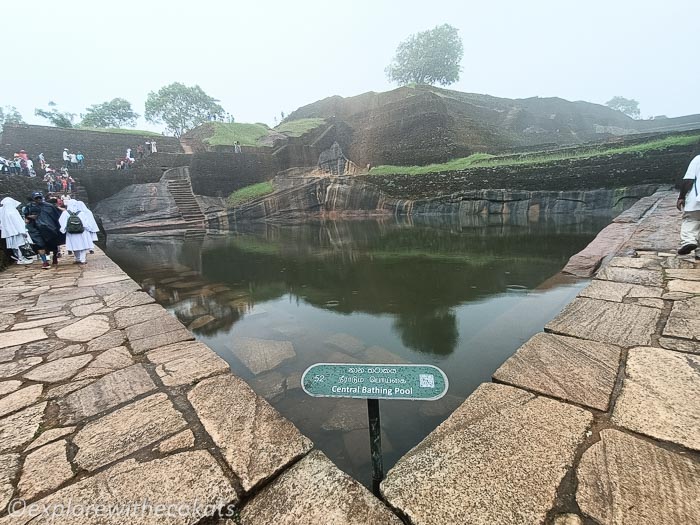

{"left": 301, "top": 363, "right": 448, "bottom": 401}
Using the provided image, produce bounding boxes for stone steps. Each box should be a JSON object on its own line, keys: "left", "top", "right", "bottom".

{"left": 163, "top": 167, "right": 206, "bottom": 227}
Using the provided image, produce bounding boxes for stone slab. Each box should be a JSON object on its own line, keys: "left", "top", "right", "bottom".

{"left": 579, "top": 280, "right": 662, "bottom": 303}
{"left": 46, "top": 379, "right": 95, "bottom": 399}
{"left": 667, "top": 279, "right": 700, "bottom": 294}
{"left": 241, "top": 450, "right": 402, "bottom": 525}
{"left": 0, "top": 357, "right": 42, "bottom": 380}
{"left": 596, "top": 266, "right": 664, "bottom": 287}
{"left": 381, "top": 383, "right": 592, "bottom": 525}
{"left": 124, "top": 314, "right": 188, "bottom": 345}
{"left": 11, "top": 316, "right": 73, "bottom": 331}
{"left": 74, "top": 393, "right": 188, "bottom": 471}
{"left": 658, "top": 337, "right": 700, "bottom": 355}
{"left": 86, "top": 330, "right": 126, "bottom": 352}
{"left": 47, "top": 344, "right": 86, "bottom": 361}
{"left": 73, "top": 347, "right": 133, "bottom": 380}
{"left": 612, "top": 346, "right": 700, "bottom": 450}
{"left": 55, "top": 315, "right": 110, "bottom": 342}
{"left": 0, "top": 328, "right": 47, "bottom": 350}
{"left": 493, "top": 333, "right": 621, "bottom": 411}
{"left": 158, "top": 429, "right": 195, "bottom": 454}
{"left": 188, "top": 374, "right": 312, "bottom": 492}
{"left": 0, "top": 380, "right": 22, "bottom": 397}
{"left": 23, "top": 354, "right": 93, "bottom": 383}
{"left": 577, "top": 429, "right": 700, "bottom": 525}
{"left": 0, "top": 385, "right": 43, "bottom": 418}
{"left": 59, "top": 364, "right": 157, "bottom": 425}
{"left": 114, "top": 304, "right": 167, "bottom": 329}
{"left": 545, "top": 298, "right": 660, "bottom": 347}
{"left": 147, "top": 341, "right": 229, "bottom": 387}
{"left": 0, "top": 403, "right": 46, "bottom": 453}
{"left": 0, "top": 454, "right": 20, "bottom": 511}
{"left": 325, "top": 333, "right": 365, "bottom": 355}
{"left": 0, "top": 346, "right": 17, "bottom": 363}
{"left": 128, "top": 325, "right": 194, "bottom": 354}
{"left": 2, "top": 451, "right": 237, "bottom": 525}
{"left": 27, "top": 426, "right": 76, "bottom": 452}
{"left": 229, "top": 337, "right": 296, "bottom": 375}
{"left": 18, "top": 440, "right": 73, "bottom": 500}
{"left": 103, "top": 291, "right": 155, "bottom": 309}
{"left": 608, "top": 256, "right": 663, "bottom": 270}
{"left": 665, "top": 268, "right": 700, "bottom": 281}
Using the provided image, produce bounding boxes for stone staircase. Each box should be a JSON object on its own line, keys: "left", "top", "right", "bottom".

{"left": 162, "top": 167, "right": 206, "bottom": 229}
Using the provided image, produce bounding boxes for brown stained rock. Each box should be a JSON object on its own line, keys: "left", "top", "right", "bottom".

{"left": 0, "top": 454, "right": 20, "bottom": 511}
{"left": 55, "top": 315, "right": 110, "bottom": 342}
{"left": 11, "top": 315, "right": 73, "bottom": 331}
{"left": 596, "top": 266, "right": 664, "bottom": 287}
{"left": 545, "top": 298, "right": 660, "bottom": 347}
{"left": 0, "top": 380, "right": 22, "bottom": 397}
{"left": 26, "top": 426, "right": 76, "bottom": 451}
{"left": 324, "top": 333, "right": 365, "bottom": 355}
{"left": 668, "top": 279, "right": 700, "bottom": 294}
{"left": 658, "top": 337, "right": 700, "bottom": 355}
{"left": 147, "top": 342, "right": 229, "bottom": 387}
{"left": 23, "top": 354, "right": 93, "bottom": 383}
{"left": 103, "top": 291, "right": 154, "bottom": 309}
{"left": 663, "top": 296, "right": 700, "bottom": 340}
{"left": 241, "top": 450, "right": 402, "bottom": 525}
{"left": 229, "top": 337, "right": 296, "bottom": 375}
{"left": 73, "top": 347, "right": 133, "bottom": 381}
{"left": 86, "top": 330, "right": 126, "bottom": 352}
{"left": 493, "top": 333, "right": 621, "bottom": 411}
{"left": 577, "top": 429, "right": 700, "bottom": 525}
{"left": 73, "top": 393, "right": 188, "bottom": 471}
{"left": 2, "top": 451, "right": 236, "bottom": 524}
{"left": 562, "top": 223, "right": 637, "bottom": 278}
{"left": 18, "top": 440, "right": 73, "bottom": 500}
{"left": 0, "top": 385, "right": 43, "bottom": 418}
{"left": 0, "top": 403, "right": 46, "bottom": 453}
{"left": 380, "top": 383, "right": 592, "bottom": 525}
{"left": 188, "top": 374, "right": 312, "bottom": 492}
{"left": 114, "top": 304, "right": 167, "bottom": 329}
{"left": 552, "top": 514, "right": 583, "bottom": 525}
{"left": 0, "top": 357, "right": 42, "bottom": 379}
{"left": 612, "top": 347, "right": 700, "bottom": 450}
{"left": 158, "top": 429, "right": 195, "bottom": 454}
{"left": 58, "top": 364, "right": 157, "bottom": 425}
{"left": 665, "top": 268, "right": 700, "bottom": 281}
{"left": 47, "top": 344, "right": 86, "bottom": 361}
{"left": 0, "top": 329, "right": 47, "bottom": 350}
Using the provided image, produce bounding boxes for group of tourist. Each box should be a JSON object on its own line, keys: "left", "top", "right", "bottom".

{"left": 43, "top": 168, "right": 75, "bottom": 193}
{"left": 117, "top": 140, "right": 157, "bottom": 170}
{"left": 62, "top": 148, "right": 85, "bottom": 170}
{"left": 0, "top": 193, "right": 99, "bottom": 268}
{"left": 0, "top": 150, "right": 36, "bottom": 177}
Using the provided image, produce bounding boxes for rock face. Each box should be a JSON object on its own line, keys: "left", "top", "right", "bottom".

{"left": 577, "top": 429, "right": 700, "bottom": 525}
{"left": 241, "top": 450, "right": 402, "bottom": 525}
{"left": 381, "top": 383, "right": 592, "bottom": 525}
{"left": 187, "top": 374, "right": 312, "bottom": 492}
{"left": 612, "top": 346, "right": 700, "bottom": 450}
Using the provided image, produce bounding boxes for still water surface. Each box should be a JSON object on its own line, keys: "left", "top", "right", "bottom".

{"left": 105, "top": 215, "right": 611, "bottom": 487}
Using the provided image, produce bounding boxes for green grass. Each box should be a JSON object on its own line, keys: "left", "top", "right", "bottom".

{"left": 275, "top": 118, "right": 327, "bottom": 137}
{"left": 369, "top": 133, "right": 700, "bottom": 176}
{"left": 203, "top": 122, "right": 270, "bottom": 147}
{"left": 227, "top": 181, "right": 275, "bottom": 207}
{"left": 76, "top": 127, "right": 161, "bottom": 136}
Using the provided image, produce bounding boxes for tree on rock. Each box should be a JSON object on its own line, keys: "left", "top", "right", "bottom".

{"left": 605, "top": 96, "right": 641, "bottom": 119}
{"left": 0, "top": 106, "right": 24, "bottom": 132}
{"left": 145, "top": 83, "right": 224, "bottom": 137}
{"left": 81, "top": 98, "right": 139, "bottom": 128}
{"left": 34, "top": 101, "right": 75, "bottom": 128}
{"left": 385, "top": 24, "right": 464, "bottom": 86}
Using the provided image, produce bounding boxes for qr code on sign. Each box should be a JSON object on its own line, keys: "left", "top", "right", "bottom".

{"left": 419, "top": 374, "right": 435, "bottom": 388}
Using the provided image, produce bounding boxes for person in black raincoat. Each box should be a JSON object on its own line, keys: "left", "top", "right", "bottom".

{"left": 23, "top": 192, "right": 63, "bottom": 269}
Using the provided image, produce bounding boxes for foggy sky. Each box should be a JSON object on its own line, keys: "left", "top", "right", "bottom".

{"left": 5, "top": 0, "right": 699, "bottom": 133}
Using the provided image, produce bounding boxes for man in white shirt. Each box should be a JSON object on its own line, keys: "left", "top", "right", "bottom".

{"left": 676, "top": 152, "right": 700, "bottom": 256}
{"left": 62, "top": 148, "right": 70, "bottom": 169}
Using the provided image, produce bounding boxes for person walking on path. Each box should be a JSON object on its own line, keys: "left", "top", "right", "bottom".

{"left": 76, "top": 151, "right": 84, "bottom": 168}
{"left": 23, "top": 192, "right": 63, "bottom": 269}
{"left": 677, "top": 150, "right": 700, "bottom": 258}
{"left": 0, "top": 197, "right": 34, "bottom": 265}
{"left": 62, "top": 148, "right": 70, "bottom": 169}
{"left": 59, "top": 199, "right": 95, "bottom": 264}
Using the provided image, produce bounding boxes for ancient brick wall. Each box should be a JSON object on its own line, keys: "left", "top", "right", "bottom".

{"left": 1, "top": 124, "right": 182, "bottom": 169}
{"left": 188, "top": 152, "right": 279, "bottom": 197}
{"left": 76, "top": 168, "right": 164, "bottom": 204}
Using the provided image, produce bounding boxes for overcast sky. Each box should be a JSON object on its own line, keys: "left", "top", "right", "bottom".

{"left": 5, "top": 0, "right": 699, "bottom": 132}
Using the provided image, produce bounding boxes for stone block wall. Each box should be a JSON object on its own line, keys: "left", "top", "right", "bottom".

{"left": 188, "top": 152, "right": 279, "bottom": 197}
{"left": 76, "top": 168, "right": 164, "bottom": 205}
{"left": 1, "top": 124, "right": 182, "bottom": 169}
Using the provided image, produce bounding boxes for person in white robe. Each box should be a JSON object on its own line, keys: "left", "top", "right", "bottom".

{"left": 75, "top": 200, "right": 100, "bottom": 243}
{"left": 58, "top": 200, "right": 94, "bottom": 264}
{"left": 0, "top": 197, "right": 33, "bottom": 264}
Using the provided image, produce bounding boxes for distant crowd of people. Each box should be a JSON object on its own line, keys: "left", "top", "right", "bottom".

{"left": 117, "top": 140, "right": 157, "bottom": 170}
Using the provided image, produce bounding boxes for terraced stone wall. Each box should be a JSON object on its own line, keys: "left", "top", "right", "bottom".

{"left": 189, "top": 152, "right": 279, "bottom": 197}
{"left": 77, "top": 168, "right": 164, "bottom": 205}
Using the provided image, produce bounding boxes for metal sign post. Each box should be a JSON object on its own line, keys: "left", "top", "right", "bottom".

{"left": 302, "top": 363, "right": 448, "bottom": 496}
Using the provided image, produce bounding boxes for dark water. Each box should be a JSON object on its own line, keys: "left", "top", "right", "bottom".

{"left": 105, "top": 214, "right": 612, "bottom": 487}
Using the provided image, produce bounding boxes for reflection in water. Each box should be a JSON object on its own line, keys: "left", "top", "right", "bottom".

{"left": 106, "top": 214, "right": 612, "bottom": 487}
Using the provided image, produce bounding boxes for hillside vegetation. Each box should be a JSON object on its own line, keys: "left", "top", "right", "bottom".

{"left": 202, "top": 122, "right": 271, "bottom": 147}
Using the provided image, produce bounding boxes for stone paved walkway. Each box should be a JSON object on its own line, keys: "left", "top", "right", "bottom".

{"left": 0, "top": 190, "right": 698, "bottom": 525}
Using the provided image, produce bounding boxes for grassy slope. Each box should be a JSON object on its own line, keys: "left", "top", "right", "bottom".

{"left": 275, "top": 118, "right": 326, "bottom": 137}
{"left": 203, "top": 122, "right": 271, "bottom": 147}
{"left": 369, "top": 133, "right": 700, "bottom": 176}
{"left": 227, "top": 181, "right": 274, "bottom": 207}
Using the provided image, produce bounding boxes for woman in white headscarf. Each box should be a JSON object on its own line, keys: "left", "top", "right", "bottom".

{"left": 58, "top": 199, "right": 94, "bottom": 264}
{"left": 75, "top": 200, "right": 100, "bottom": 243}
{"left": 0, "top": 197, "right": 33, "bottom": 265}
